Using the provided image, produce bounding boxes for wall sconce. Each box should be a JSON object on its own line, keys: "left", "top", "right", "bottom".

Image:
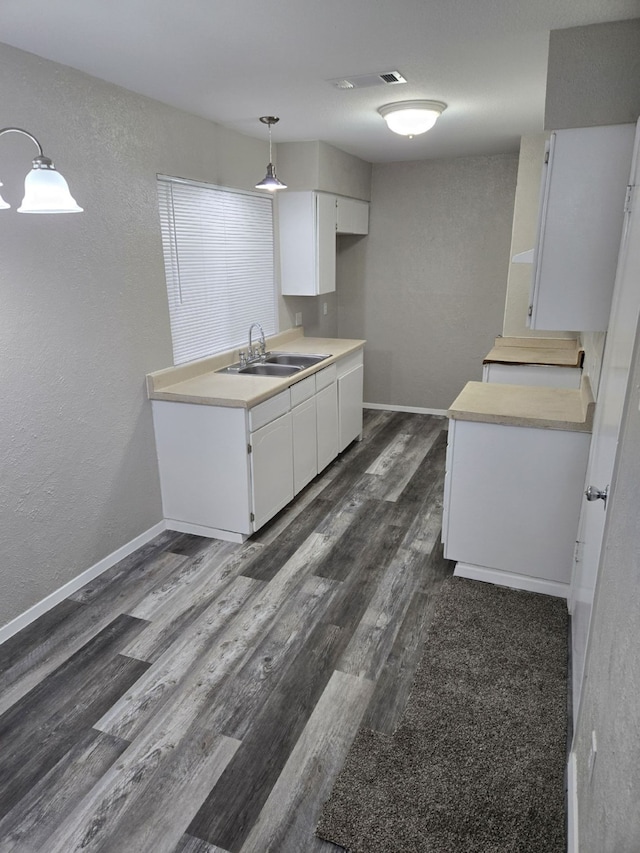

{"left": 0, "top": 127, "right": 83, "bottom": 213}
{"left": 255, "top": 116, "right": 287, "bottom": 191}
{"left": 378, "top": 100, "right": 447, "bottom": 138}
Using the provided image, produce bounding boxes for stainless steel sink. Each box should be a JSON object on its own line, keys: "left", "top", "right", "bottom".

{"left": 216, "top": 351, "right": 331, "bottom": 377}
{"left": 265, "top": 352, "right": 331, "bottom": 368}
{"left": 239, "top": 363, "right": 301, "bottom": 377}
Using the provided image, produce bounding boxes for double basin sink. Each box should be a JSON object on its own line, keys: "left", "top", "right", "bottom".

{"left": 216, "top": 352, "right": 332, "bottom": 378}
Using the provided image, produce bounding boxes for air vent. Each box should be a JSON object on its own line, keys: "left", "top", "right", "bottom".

{"left": 328, "top": 70, "right": 407, "bottom": 90}
{"left": 380, "top": 72, "right": 406, "bottom": 84}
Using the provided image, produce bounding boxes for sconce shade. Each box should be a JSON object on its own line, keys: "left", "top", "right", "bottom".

{"left": 0, "top": 128, "right": 83, "bottom": 214}
{"left": 0, "top": 183, "right": 10, "bottom": 210}
{"left": 18, "top": 161, "right": 83, "bottom": 213}
{"left": 255, "top": 162, "right": 287, "bottom": 191}
{"left": 378, "top": 100, "right": 447, "bottom": 137}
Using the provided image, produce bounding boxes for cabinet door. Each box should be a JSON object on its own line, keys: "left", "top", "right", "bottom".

{"left": 338, "top": 364, "right": 364, "bottom": 451}
{"left": 316, "top": 382, "right": 339, "bottom": 472}
{"left": 250, "top": 412, "right": 294, "bottom": 530}
{"left": 316, "top": 192, "right": 337, "bottom": 295}
{"left": 279, "top": 191, "right": 336, "bottom": 296}
{"left": 529, "top": 124, "right": 635, "bottom": 332}
{"left": 292, "top": 396, "right": 318, "bottom": 494}
{"left": 336, "top": 197, "right": 369, "bottom": 235}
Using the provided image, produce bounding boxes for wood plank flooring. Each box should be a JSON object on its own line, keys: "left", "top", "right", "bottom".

{"left": 0, "top": 410, "right": 454, "bottom": 853}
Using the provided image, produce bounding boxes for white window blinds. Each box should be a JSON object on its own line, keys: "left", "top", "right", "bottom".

{"left": 157, "top": 175, "right": 277, "bottom": 365}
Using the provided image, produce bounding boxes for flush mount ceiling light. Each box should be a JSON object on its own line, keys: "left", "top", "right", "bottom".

{"left": 0, "top": 127, "right": 83, "bottom": 213}
{"left": 378, "top": 100, "right": 447, "bottom": 138}
{"left": 255, "top": 116, "right": 287, "bottom": 192}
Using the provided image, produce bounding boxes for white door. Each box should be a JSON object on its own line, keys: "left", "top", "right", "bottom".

{"left": 250, "top": 412, "right": 294, "bottom": 530}
{"left": 316, "top": 192, "right": 337, "bottom": 295}
{"left": 292, "top": 396, "right": 318, "bottom": 494}
{"left": 338, "top": 364, "right": 364, "bottom": 452}
{"left": 316, "top": 382, "right": 339, "bottom": 472}
{"left": 570, "top": 120, "right": 640, "bottom": 723}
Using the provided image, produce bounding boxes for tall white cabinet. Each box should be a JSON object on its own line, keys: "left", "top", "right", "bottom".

{"left": 529, "top": 123, "right": 635, "bottom": 331}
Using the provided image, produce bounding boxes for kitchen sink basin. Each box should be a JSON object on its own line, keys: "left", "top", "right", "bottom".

{"left": 239, "top": 363, "right": 301, "bottom": 377}
{"left": 265, "top": 352, "right": 331, "bottom": 367}
{"left": 216, "top": 351, "right": 331, "bottom": 377}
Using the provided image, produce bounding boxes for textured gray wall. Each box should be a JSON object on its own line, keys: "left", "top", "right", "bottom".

{"left": 573, "top": 313, "right": 640, "bottom": 851}
{"left": 546, "top": 19, "right": 640, "bottom": 130}
{"left": 338, "top": 154, "right": 518, "bottom": 410}
{"left": 0, "top": 42, "right": 278, "bottom": 628}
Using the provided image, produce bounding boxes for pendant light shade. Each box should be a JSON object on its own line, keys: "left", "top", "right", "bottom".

{"left": 255, "top": 116, "right": 287, "bottom": 191}
{"left": 378, "top": 100, "right": 447, "bottom": 137}
{"left": 0, "top": 127, "right": 83, "bottom": 214}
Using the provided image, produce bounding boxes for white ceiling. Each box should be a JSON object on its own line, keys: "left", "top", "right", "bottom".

{"left": 1, "top": 0, "right": 638, "bottom": 163}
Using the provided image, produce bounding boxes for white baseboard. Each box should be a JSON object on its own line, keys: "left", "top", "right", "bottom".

{"left": 165, "top": 519, "right": 247, "bottom": 544}
{"left": 0, "top": 521, "right": 167, "bottom": 645}
{"left": 364, "top": 402, "right": 448, "bottom": 417}
{"left": 453, "top": 562, "right": 570, "bottom": 599}
{"left": 567, "top": 751, "right": 579, "bottom": 853}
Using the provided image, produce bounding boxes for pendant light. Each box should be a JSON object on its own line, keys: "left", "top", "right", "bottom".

{"left": 255, "top": 116, "right": 287, "bottom": 191}
{"left": 0, "top": 127, "right": 83, "bottom": 213}
{"left": 378, "top": 100, "right": 447, "bottom": 138}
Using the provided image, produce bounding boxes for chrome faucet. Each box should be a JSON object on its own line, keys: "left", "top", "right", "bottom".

{"left": 248, "top": 322, "right": 266, "bottom": 362}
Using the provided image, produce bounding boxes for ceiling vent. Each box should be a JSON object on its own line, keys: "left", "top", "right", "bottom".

{"left": 328, "top": 70, "right": 407, "bottom": 90}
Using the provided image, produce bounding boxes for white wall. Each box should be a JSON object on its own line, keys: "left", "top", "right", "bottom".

{"left": 338, "top": 154, "right": 518, "bottom": 410}
{"left": 0, "top": 41, "right": 279, "bottom": 628}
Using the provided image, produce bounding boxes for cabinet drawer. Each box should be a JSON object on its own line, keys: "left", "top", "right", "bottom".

{"left": 249, "top": 389, "right": 291, "bottom": 432}
{"left": 315, "top": 363, "right": 337, "bottom": 391}
{"left": 290, "top": 374, "right": 316, "bottom": 407}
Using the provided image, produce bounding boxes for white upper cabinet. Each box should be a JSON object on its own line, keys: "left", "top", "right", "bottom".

{"left": 529, "top": 123, "right": 635, "bottom": 332}
{"left": 336, "top": 196, "right": 369, "bottom": 235}
{"left": 279, "top": 191, "right": 369, "bottom": 296}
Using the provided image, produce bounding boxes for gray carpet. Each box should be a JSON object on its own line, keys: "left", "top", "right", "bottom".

{"left": 316, "top": 577, "right": 568, "bottom": 853}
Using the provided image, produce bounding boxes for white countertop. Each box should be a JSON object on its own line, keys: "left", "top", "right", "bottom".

{"left": 483, "top": 336, "right": 583, "bottom": 368}
{"left": 146, "top": 329, "right": 365, "bottom": 408}
{"left": 448, "top": 377, "right": 594, "bottom": 433}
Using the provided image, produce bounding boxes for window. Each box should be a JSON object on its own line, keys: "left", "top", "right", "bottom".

{"left": 157, "top": 175, "right": 277, "bottom": 365}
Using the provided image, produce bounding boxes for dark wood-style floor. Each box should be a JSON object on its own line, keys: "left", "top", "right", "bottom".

{"left": 0, "top": 410, "right": 454, "bottom": 853}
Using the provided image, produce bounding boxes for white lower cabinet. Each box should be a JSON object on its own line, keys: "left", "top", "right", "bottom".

{"left": 250, "top": 411, "right": 294, "bottom": 530}
{"left": 316, "top": 383, "right": 338, "bottom": 472}
{"left": 151, "top": 349, "right": 364, "bottom": 541}
{"left": 443, "top": 417, "right": 590, "bottom": 597}
{"left": 151, "top": 400, "right": 253, "bottom": 540}
{"left": 336, "top": 349, "right": 364, "bottom": 451}
{"left": 292, "top": 396, "right": 317, "bottom": 494}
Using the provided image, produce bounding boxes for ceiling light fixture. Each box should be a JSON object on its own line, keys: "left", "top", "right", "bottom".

{"left": 0, "top": 127, "right": 83, "bottom": 213}
{"left": 255, "top": 116, "right": 287, "bottom": 192}
{"left": 378, "top": 100, "right": 447, "bottom": 138}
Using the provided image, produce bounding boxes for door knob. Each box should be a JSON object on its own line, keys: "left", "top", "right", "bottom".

{"left": 585, "top": 485, "right": 608, "bottom": 508}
